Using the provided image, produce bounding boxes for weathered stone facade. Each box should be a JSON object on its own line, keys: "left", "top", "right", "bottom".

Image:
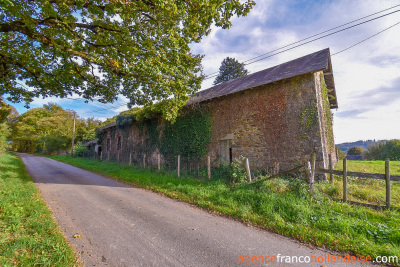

{"left": 203, "top": 71, "right": 336, "bottom": 172}
{"left": 98, "top": 49, "right": 338, "bottom": 176}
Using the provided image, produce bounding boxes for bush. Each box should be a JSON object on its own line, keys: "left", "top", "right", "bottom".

{"left": 347, "top": 146, "right": 364, "bottom": 156}
{"left": 72, "top": 143, "right": 88, "bottom": 157}
{"left": 336, "top": 147, "right": 346, "bottom": 160}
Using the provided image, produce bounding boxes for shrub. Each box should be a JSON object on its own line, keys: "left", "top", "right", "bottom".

{"left": 347, "top": 146, "right": 364, "bottom": 156}
{"left": 73, "top": 143, "right": 88, "bottom": 157}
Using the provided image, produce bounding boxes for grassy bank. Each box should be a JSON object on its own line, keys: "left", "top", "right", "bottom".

{"left": 326, "top": 160, "right": 400, "bottom": 208}
{"left": 0, "top": 153, "right": 78, "bottom": 266}
{"left": 49, "top": 155, "right": 400, "bottom": 263}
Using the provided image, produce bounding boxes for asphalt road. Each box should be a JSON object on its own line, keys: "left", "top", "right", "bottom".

{"left": 18, "top": 153, "right": 373, "bottom": 267}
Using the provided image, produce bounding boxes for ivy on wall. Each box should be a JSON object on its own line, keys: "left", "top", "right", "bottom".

{"left": 103, "top": 105, "right": 212, "bottom": 159}
{"left": 159, "top": 107, "right": 211, "bottom": 158}
{"left": 299, "top": 104, "right": 318, "bottom": 139}
{"left": 320, "top": 73, "right": 335, "bottom": 151}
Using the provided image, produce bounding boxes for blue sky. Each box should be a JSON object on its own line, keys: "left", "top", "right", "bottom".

{"left": 7, "top": 0, "right": 400, "bottom": 143}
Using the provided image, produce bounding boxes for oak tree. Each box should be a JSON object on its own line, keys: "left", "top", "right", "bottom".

{"left": 0, "top": 0, "right": 254, "bottom": 120}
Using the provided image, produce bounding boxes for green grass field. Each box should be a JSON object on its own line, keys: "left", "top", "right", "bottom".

{"left": 336, "top": 160, "right": 400, "bottom": 176}
{"left": 326, "top": 160, "right": 400, "bottom": 208}
{"left": 49, "top": 155, "right": 400, "bottom": 264}
{"left": 0, "top": 153, "right": 78, "bottom": 266}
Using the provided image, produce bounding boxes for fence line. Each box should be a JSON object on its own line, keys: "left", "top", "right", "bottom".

{"left": 315, "top": 157, "right": 399, "bottom": 209}
{"left": 74, "top": 149, "right": 258, "bottom": 180}
{"left": 74, "top": 149, "right": 398, "bottom": 209}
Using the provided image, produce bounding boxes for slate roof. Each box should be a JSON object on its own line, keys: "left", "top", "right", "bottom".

{"left": 188, "top": 48, "right": 338, "bottom": 108}
{"left": 98, "top": 121, "right": 116, "bottom": 130}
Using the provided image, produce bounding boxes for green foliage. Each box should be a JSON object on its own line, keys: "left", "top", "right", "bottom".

{"left": 336, "top": 147, "right": 346, "bottom": 160}
{"left": 0, "top": 153, "right": 77, "bottom": 266}
{"left": 116, "top": 107, "right": 143, "bottom": 128}
{"left": 116, "top": 114, "right": 136, "bottom": 129}
{"left": 0, "top": 122, "right": 10, "bottom": 154}
{"left": 230, "top": 156, "right": 248, "bottom": 183}
{"left": 347, "top": 146, "right": 364, "bottom": 156}
{"left": 0, "top": 98, "right": 11, "bottom": 123}
{"left": 1, "top": 0, "right": 255, "bottom": 121}
{"left": 364, "top": 140, "right": 400, "bottom": 160}
{"left": 320, "top": 73, "right": 334, "bottom": 151}
{"left": 73, "top": 143, "right": 89, "bottom": 157}
{"left": 159, "top": 108, "right": 212, "bottom": 158}
{"left": 213, "top": 57, "right": 249, "bottom": 85}
{"left": 51, "top": 155, "right": 400, "bottom": 261}
{"left": 299, "top": 105, "right": 317, "bottom": 139}
{"left": 9, "top": 103, "right": 100, "bottom": 154}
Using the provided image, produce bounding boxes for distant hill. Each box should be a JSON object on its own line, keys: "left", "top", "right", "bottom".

{"left": 336, "top": 140, "right": 383, "bottom": 154}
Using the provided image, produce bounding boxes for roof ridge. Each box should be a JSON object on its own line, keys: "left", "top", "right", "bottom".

{"left": 188, "top": 48, "right": 331, "bottom": 105}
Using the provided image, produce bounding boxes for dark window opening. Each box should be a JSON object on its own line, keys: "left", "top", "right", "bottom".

{"left": 106, "top": 138, "right": 111, "bottom": 152}
{"left": 117, "top": 136, "right": 122, "bottom": 150}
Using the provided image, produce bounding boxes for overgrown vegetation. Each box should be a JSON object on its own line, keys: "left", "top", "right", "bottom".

{"left": 320, "top": 73, "right": 335, "bottom": 151}
{"left": 0, "top": 153, "right": 78, "bottom": 266}
{"left": 49, "top": 155, "right": 400, "bottom": 262}
{"left": 159, "top": 107, "right": 211, "bottom": 158}
{"left": 99, "top": 105, "right": 213, "bottom": 159}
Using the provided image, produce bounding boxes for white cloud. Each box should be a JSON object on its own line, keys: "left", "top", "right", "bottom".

{"left": 192, "top": 0, "right": 400, "bottom": 143}
{"left": 9, "top": 0, "right": 400, "bottom": 143}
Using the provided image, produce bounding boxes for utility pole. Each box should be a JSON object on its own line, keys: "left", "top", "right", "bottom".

{"left": 71, "top": 112, "right": 76, "bottom": 155}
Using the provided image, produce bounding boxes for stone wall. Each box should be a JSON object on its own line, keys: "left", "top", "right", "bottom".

{"left": 202, "top": 72, "right": 336, "bottom": 174}
{"left": 99, "top": 71, "right": 337, "bottom": 176}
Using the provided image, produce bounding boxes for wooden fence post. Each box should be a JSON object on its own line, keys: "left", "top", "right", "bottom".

{"left": 386, "top": 159, "right": 391, "bottom": 209}
{"left": 343, "top": 158, "right": 347, "bottom": 203}
{"left": 177, "top": 155, "right": 180, "bottom": 178}
{"left": 129, "top": 152, "right": 132, "bottom": 166}
{"left": 311, "top": 153, "right": 316, "bottom": 180}
{"left": 108, "top": 152, "right": 110, "bottom": 161}
{"left": 307, "top": 153, "right": 315, "bottom": 191}
{"left": 100, "top": 151, "right": 102, "bottom": 161}
{"left": 143, "top": 154, "right": 146, "bottom": 168}
{"left": 245, "top": 158, "right": 252, "bottom": 182}
{"left": 117, "top": 151, "right": 120, "bottom": 163}
{"left": 207, "top": 156, "right": 211, "bottom": 179}
{"left": 329, "top": 154, "right": 334, "bottom": 184}
{"left": 158, "top": 153, "right": 161, "bottom": 171}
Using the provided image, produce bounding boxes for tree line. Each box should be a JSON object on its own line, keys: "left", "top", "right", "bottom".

{"left": 0, "top": 101, "right": 101, "bottom": 155}
{"left": 345, "top": 140, "right": 400, "bottom": 160}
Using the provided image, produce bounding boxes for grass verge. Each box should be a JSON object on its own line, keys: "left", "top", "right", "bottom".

{"left": 49, "top": 155, "right": 400, "bottom": 264}
{"left": 0, "top": 153, "right": 78, "bottom": 266}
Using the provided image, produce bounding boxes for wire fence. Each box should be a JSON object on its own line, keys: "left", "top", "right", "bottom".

{"left": 72, "top": 148, "right": 400, "bottom": 210}
{"left": 76, "top": 150, "right": 215, "bottom": 179}
{"left": 73, "top": 148, "right": 308, "bottom": 182}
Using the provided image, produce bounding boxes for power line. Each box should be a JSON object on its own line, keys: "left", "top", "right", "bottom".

{"left": 203, "top": 6, "right": 400, "bottom": 80}
{"left": 332, "top": 21, "right": 400, "bottom": 56}
{"left": 81, "top": 101, "right": 130, "bottom": 115}
{"left": 242, "top": 5, "right": 400, "bottom": 64}
{"left": 75, "top": 6, "right": 400, "bottom": 116}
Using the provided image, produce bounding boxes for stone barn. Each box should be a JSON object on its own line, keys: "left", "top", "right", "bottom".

{"left": 97, "top": 48, "right": 338, "bottom": 174}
